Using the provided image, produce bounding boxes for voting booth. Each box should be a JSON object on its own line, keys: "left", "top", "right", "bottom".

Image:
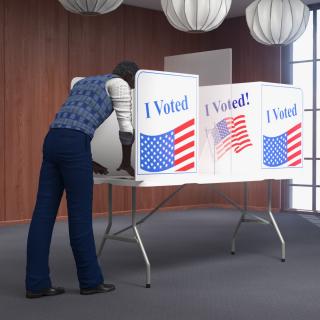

{"left": 92, "top": 70, "right": 304, "bottom": 288}
{"left": 93, "top": 70, "right": 304, "bottom": 185}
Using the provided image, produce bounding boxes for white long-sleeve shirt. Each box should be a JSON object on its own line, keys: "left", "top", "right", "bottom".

{"left": 71, "top": 77, "right": 133, "bottom": 134}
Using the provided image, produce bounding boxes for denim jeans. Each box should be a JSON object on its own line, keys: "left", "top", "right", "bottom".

{"left": 26, "top": 128, "right": 104, "bottom": 292}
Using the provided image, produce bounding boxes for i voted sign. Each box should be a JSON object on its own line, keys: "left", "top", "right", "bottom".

{"left": 145, "top": 95, "right": 190, "bottom": 119}
{"left": 135, "top": 70, "right": 198, "bottom": 176}
{"left": 261, "top": 85, "right": 303, "bottom": 169}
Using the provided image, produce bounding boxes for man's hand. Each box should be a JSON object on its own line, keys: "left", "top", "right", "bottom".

{"left": 117, "top": 163, "right": 135, "bottom": 176}
{"left": 92, "top": 161, "right": 108, "bottom": 175}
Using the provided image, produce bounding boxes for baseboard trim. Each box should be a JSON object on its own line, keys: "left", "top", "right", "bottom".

{"left": 0, "top": 203, "right": 280, "bottom": 226}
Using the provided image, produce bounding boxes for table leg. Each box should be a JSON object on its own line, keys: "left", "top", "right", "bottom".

{"left": 131, "top": 186, "right": 151, "bottom": 288}
{"left": 97, "top": 184, "right": 113, "bottom": 257}
{"left": 267, "top": 180, "right": 286, "bottom": 262}
{"left": 231, "top": 182, "right": 248, "bottom": 254}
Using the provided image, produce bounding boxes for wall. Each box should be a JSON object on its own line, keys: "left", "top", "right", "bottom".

{"left": 0, "top": 0, "right": 282, "bottom": 224}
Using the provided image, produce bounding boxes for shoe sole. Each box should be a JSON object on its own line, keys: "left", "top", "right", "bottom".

{"left": 26, "top": 291, "right": 65, "bottom": 299}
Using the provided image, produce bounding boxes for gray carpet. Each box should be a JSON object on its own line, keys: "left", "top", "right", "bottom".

{"left": 1, "top": 208, "right": 320, "bottom": 320}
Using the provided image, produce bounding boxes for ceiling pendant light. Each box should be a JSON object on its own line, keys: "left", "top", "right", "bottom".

{"left": 161, "top": 0, "right": 232, "bottom": 33}
{"left": 246, "top": 0, "right": 310, "bottom": 45}
{"left": 58, "top": 0, "right": 123, "bottom": 16}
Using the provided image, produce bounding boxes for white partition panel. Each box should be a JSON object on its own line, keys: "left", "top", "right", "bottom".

{"left": 91, "top": 105, "right": 135, "bottom": 177}
{"left": 164, "top": 49, "right": 232, "bottom": 86}
{"left": 134, "top": 70, "right": 199, "bottom": 184}
{"left": 200, "top": 82, "right": 304, "bottom": 182}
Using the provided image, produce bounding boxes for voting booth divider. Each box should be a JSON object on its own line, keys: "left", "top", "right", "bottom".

{"left": 93, "top": 70, "right": 303, "bottom": 185}
{"left": 93, "top": 70, "right": 304, "bottom": 288}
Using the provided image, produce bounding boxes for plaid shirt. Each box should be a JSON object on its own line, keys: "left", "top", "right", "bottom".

{"left": 51, "top": 74, "right": 116, "bottom": 138}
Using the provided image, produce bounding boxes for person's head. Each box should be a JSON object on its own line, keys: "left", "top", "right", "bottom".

{"left": 112, "top": 61, "right": 139, "bottom": 89}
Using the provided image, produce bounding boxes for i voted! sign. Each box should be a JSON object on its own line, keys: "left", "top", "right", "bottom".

{"left": 135, "top": 70, "right": 198, "bottom": 176}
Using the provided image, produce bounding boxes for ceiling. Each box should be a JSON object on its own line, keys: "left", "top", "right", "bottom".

{"left": 123, "top": 0, "right": 319, "bottom": 18}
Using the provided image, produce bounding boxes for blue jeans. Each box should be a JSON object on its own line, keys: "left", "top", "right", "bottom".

{"left": 26, "top": 128, "right": 104, "bottom": 292}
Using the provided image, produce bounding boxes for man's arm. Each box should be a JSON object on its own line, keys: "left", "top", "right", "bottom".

{"left": 72, "top": 77, "right": 110, "bottom": 175}
{"left": 107, "top": 78, "right": 135, "bottom": 176}
{"left": 117, "top": 132, "right": 134, "bottom": 176}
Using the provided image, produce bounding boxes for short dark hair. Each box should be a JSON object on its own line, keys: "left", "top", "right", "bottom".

{"left": 112, "top": 61, "right": 139, "bottom": 79}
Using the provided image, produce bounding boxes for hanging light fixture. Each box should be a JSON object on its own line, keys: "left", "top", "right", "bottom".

{"left": 58, "top": 0, "right": 123, "bottom": 16}
{"left": 161, "top": 0, "right": 232, "bottom": 33}
{"left": 246, "top": 0, "right": 310, "bottom": 45}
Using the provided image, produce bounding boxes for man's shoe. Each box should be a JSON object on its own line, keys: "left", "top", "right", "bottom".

{"left": 26, "top": 287, "right": 65, "bottom": 299}
{"left": 80, "top": 283, "right": 116, "bottom": 295}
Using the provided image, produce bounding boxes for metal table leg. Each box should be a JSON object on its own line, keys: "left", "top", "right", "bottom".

{"left": 131, "top": 187, "right": 151, "bottom": 288}
{"left": 267, "top": 180, "right": 286, "bottom": 262}
{"left": 213, "top": 180, "right": 285, "bottom": 262}
{"left": 231, "top": 182, "right": 248, "bottom": 254}
{"left": 97, "top": 184, "right": 113, "bottom": 257}
{"left": 98, "top": 184, "right": 185, "bottom": 288}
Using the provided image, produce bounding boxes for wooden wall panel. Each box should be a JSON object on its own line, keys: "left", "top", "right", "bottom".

{"left": 123, "top": 6, "right": 173, "bottom": 212}
{"left": 4, "top": 0, "right": 69, "bottom": 222}
{"left": 68, "top": 7, "right": 125, "bottom": 215}
{"left": 69, "top": 7, "right": 124, "bottom": 77}
{"left": 0, "top": 0, "right": 4, "bottom": 221}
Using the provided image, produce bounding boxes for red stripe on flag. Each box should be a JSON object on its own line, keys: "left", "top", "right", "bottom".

{"left": 287, "top": 141, "right": 301, "bottom": 153}
{"left": 174, "top": 151, "right": 194, "bottom": 166}
{"left": 217, "top": 138, "right": 232, "bottom": 153}
{"left": 176, "top": 162, "right": 195, "bottom": 172}
{"left": 174, "top": 141, "right": 195, "bottom": 156}
{"left": 175, "top": 130, "right": 194, "bottom": 144}
{"left": 174, "top": 119, "right": 194, "bottom": 135}
{"left": 234, "top": 133, "right": 249, "bottom": 141}
{"left": 226, "top": 115, "right": 244, "bottom": 122}
{"left": 289, "top": 159, "right": 302, "bottom": 167}
{"left": 231, "top": 125, "right": 246, "bottom": 132}
{"left": 217, "top": 135, "right": 232, "bottom": 150}
{"left": 235, "top": 143, "right": 253, "bottom": 153}
{"left": 287, "top": 132, "right": 301, "bottom": 145}
{"left": 287, "top": 123, "right": 301, "bottom": 135}
{"left": 232, "top": 119, "right": 245, "bottom": 127}
{"left": 217, "top": 143, "right": 233, "bottom": 159}
{"left": 287, "top": 150, "right": 301, "bottom": 162}
{"left": 232, "top": 130, "right": 247, "bottom": 137}
{"left": 233, "top": 139, "right": 251, "bottom": 148}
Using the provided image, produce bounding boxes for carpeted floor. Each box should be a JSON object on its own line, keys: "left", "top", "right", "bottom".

{"left": 0, "top": 208, "right": 320, "bottom": 320}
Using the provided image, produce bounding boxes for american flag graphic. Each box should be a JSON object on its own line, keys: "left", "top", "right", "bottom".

{"left": 263, "top": 122, "right": 302, "bottom": 167}
{"left": 140, "top": 119, "right": 195, "bottom": 173}
{"left": 210, "top": 114, "right": 253, "bottom": 160}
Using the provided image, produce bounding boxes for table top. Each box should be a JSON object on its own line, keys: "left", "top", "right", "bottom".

{"left": 93, "top": 174, "right": 277, "bottom": 187}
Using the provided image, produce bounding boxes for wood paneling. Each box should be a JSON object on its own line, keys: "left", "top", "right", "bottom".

{"left": 69, "top": 7, "right": 124, "bottom": 77}
{"left": 1, "top": 3, "right": 283, "bottom": 223}
{"left": 4, "top": 0, "right": 69, "bottom": 221}
{"left": 68, "top": 7, "right": 125, "bottom": 215}
{"left": 0, "top": 0, "right": 5, "bottom": 221}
